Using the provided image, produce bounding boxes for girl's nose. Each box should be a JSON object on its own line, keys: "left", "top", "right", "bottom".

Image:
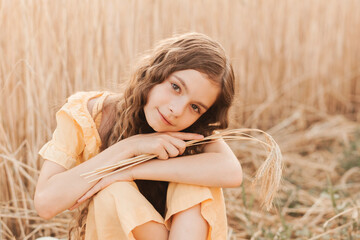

{"left": 169, "top": 100, "right": 186, "bottom": 117}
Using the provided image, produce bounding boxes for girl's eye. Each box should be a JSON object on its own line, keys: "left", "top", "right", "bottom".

{"left": 171, "top": 83, "right": 180, "bottom": 92}
{"left": 191, "top": 104, "right": 200, "bottom": 113}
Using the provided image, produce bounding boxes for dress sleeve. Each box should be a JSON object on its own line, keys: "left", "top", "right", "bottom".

{"left": 38, "top": 105, "right": 86, "bottom": 170}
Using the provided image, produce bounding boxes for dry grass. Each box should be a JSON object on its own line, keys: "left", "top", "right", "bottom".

{"left": 0, "top": 0, "right": 359, "bottom": 239}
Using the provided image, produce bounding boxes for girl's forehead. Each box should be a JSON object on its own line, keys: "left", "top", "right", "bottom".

{"left": 170, "top": 69, "right": 217, "bottom": 85}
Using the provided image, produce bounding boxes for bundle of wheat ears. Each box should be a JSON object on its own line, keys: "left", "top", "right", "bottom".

{"left": 81, "top": 128, "right": 283, "bottom": 211}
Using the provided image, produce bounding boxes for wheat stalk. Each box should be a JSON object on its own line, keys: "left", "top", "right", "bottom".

{"left": 80, "top": 128, "right": 283, "bottom": 210}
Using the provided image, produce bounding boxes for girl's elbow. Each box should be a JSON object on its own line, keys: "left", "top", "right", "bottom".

{"left": 228, "top": 173, "right": 242, "bottom": 188}
{"left": 228, "top": 163, "right": 243, "bottom": 188}
{"left": 34, "top": 191, "right": 56, "bottom": 220}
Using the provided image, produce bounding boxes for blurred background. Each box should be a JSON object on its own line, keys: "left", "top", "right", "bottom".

{"left": 0, "top": 0, "right": 359, "bottom": 239}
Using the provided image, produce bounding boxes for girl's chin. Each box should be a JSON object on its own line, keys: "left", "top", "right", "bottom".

{"left": 148, "top": 123, "right": 168, "bottom": 132}
{"left": 150, "top": 124, "right": 184, "bottom": 133}
{"left": 152, "top": 126, "right": 172, "bottom": 132}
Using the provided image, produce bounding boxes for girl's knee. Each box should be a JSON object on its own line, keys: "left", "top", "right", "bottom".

{"left": 95, "top": 181, "right": 136, "bottom": 198}
{"left": 169, "top": 204, "right": 209, "bottom": 240}
{"left": 88, "top": 182, "right": 166, "bottom": 239}
{"left": 104, "top": 181, "right": 137, "bottom": 192}
{"left": 92, "top": 181, "right": 140, "bottom": 207}
{"left": 132, "top": 221, "right": 169, "bottom": 240}
{"left": 172, "top": 204, "right": 206, "bottom": 224}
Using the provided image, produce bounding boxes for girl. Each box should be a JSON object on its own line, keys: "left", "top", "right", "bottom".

{"left": 34, "top": 32, "right": 243, "bottom": 240}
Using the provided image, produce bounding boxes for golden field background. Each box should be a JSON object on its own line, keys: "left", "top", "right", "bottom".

{"left": 1, "top": 0, "right": 360, "bottom": 239}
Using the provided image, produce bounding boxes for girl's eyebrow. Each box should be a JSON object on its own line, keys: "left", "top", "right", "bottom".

{"left": 173, "top": 74, "right": 210, "bottom": 111}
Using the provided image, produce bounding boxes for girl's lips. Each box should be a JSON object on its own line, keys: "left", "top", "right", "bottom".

{"left": 157, "top": 109, "right": 173, "bottom": 125}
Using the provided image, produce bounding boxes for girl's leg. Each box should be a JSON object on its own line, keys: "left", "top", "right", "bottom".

{"left": 165, "top": 183, "right": 229, "bottom": 240}
{"left": 168, "top": 203, "right": 209, "bottom": 240}
{"left": 132, "top": 221, "right": 169, "bottom": 240}
{"left": 85, "top": 182, "right": 166, "bottom": 240}
{"left": 132, "top": 204, "right": 209, "bottom": 240}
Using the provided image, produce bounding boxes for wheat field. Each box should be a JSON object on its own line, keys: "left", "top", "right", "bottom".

{"left": 0, "top": 0, "right": 359, "bottom": 239}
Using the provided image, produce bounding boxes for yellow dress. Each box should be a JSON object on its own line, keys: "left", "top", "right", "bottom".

{"left": 38, "top": 91, "right": 228, "bottom": 240}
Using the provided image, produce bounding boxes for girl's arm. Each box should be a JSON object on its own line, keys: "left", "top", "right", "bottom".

{"left": 34, "top": 131, "right": 204, "bottom": 220}
{"left": 75, "top": 139, "right": 242, "bottom": 205}
{"left": 132, "top": 138, "right": 242, "bottom": 187}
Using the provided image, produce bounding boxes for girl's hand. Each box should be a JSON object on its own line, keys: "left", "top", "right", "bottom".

{"left": 68, "top": 168, "right": 134, "bottom": 210}
{"left": 126, "top": 132, "right": 204, "bottom": 160}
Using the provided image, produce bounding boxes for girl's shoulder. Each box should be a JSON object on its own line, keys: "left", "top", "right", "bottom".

{"left": 39, "top": 90, "right": 121, "bottom": 169}
{"left": 84, "top": 91, "right": 122, "bottom": 144}
{"left": 63, "top": 90, "right": 120, "bottom": 121}
{"left": 87, "top": 91, "right": 122, "bottom": 117}
{"left": 86, "top": 91, "right": 121, "bottom": 125}
{"left": 67, "top": 90, "right": 114, "bottom": 107}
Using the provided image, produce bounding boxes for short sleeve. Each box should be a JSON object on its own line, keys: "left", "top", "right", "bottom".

{"left": 38, "top": 106, "right": 86, "bottom": 170}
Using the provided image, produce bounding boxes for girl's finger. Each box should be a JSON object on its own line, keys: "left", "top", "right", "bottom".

{"left": 68, "top": 202, "right": 82, "bottom": 211}
{"left": 163, "top": 136, "right": 186, "bottom": 155}
{"left": 169, "top": 137, "right": 187, "bottom": 155}
{"left": 166, "top": 132, "right": 204, "bottom": 140}
{"left": 77, "top": 192, "right": 91, "bottom": 204}
{"left": 162, "top": 140, "right": 180, "bottom": 158}
{"left": 156, "top": 147, "right": 169, "bottom": 160}
{"left": 77, "top": 181, "right": 103, "bottom": 203}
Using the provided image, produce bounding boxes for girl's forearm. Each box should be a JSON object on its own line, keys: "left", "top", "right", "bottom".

{"left": 131, "top": 152, "right": 243, "bottom": 188}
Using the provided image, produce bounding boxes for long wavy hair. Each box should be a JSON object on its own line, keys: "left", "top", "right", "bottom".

{"left": 69, "top": 32, "right": 235, "bottom": 239}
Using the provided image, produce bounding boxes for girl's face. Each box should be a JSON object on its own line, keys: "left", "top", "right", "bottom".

{"left": 144, "top": 69, "right": 220, "bottom": 132}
